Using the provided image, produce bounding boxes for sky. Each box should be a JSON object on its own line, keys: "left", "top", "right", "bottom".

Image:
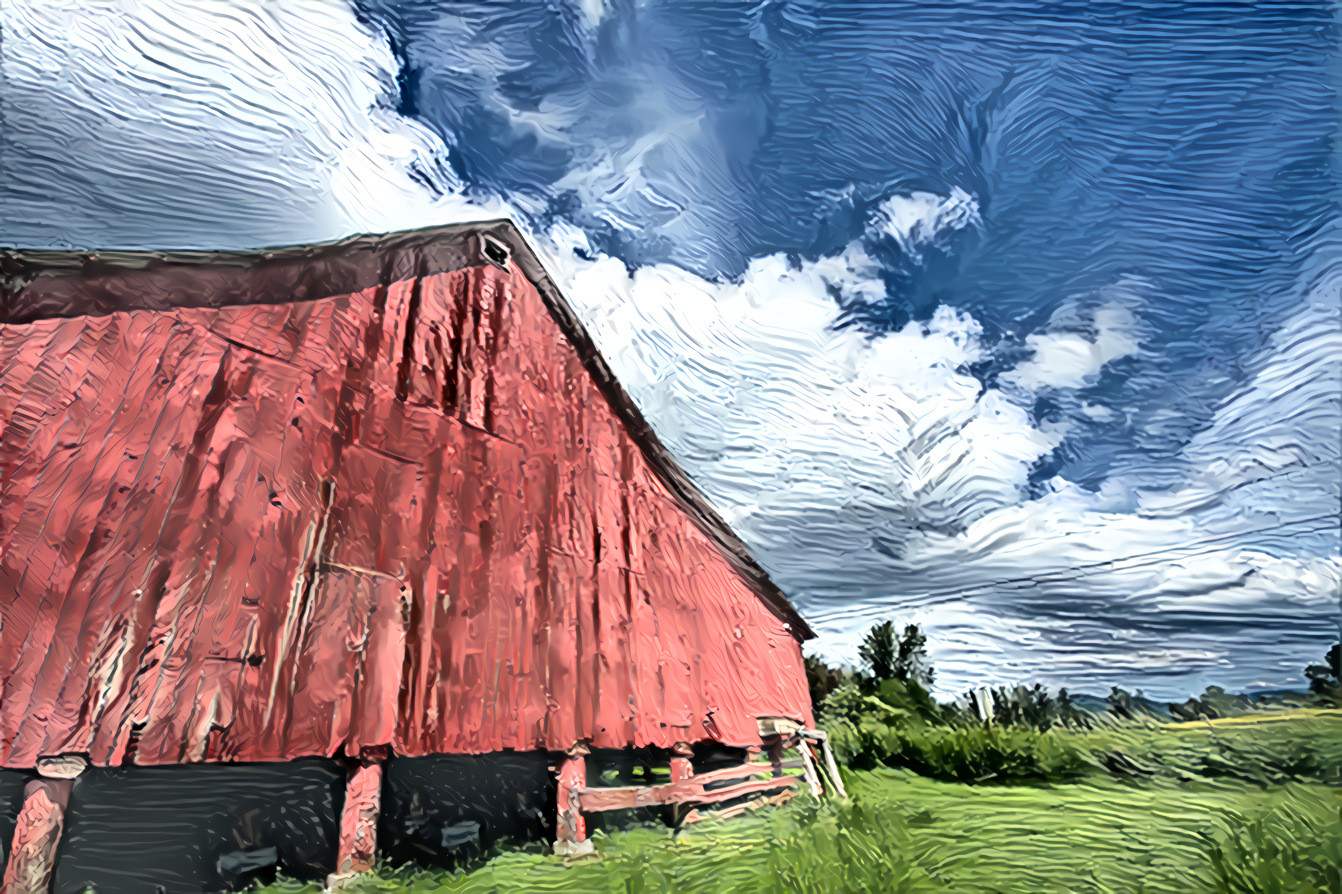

{"left": 3, "top": 0, "right": 1339, "bottom": 698}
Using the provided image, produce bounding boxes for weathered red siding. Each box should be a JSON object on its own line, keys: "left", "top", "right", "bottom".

{"left": 0, "top": 241, "right": 812, "bottom": 769}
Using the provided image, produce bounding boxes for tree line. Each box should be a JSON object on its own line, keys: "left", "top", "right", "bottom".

{"left": 807, "top": 621, "right": 1342, "bottom": 727}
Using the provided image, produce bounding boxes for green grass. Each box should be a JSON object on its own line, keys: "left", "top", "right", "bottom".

{"left": 263, "top": 712, "right": 1342, "bottom": 893}
{"left": 1072, "top": 710, "right": 1342, "bottom": 786}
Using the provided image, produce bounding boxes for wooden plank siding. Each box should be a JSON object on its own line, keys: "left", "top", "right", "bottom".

{"left": 0, "top": 226, "right": 814, "bottom": 768}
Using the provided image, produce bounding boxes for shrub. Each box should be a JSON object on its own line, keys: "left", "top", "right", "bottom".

{"left": 1194, "top": 737, "right": 1335, "bottom": 787}
{"left": 821, "top": 680, "right": 912, "bottom": 728}
{"left": 1305, "top": 643, "right": 1342, "bottom": 707}
{"left": 1169, "top": 686, "right": 1258, "bottom": 722}
{"left": 804, "top": 655, "right": 847, "bottom": 708}
{"left": 872, "top": 678, "right": 949, "bottom": 724}
{"left": 957, "top": 684, "right": 1096, "bottom": 730}
{"left": 834, "top": 717, "right": 1093, "bottom": 783}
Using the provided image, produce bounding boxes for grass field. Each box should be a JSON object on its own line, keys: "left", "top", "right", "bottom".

{"left": 265, "top": 712, "right": 1342, "bottom": 893}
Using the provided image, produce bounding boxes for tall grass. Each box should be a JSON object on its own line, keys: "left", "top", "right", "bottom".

{"left": 754, "top": 800, "right": 940, "bottom": 893}
{"left": 315, "top": 798, "right": 942, "bottom": 893}
{"left": 1201, "top": 804, "right": 1342, "bottom": 894}
{"left": 262, "top": 714, "right": 1342, "bottom": 893}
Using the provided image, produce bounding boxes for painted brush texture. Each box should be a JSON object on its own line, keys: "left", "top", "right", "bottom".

{"left": 0, "top": 229, "right": 811, "bottom": 769}
{"left": 2, "top": 2, "right": 1340, "bottom": 891}
{"left": 2, "top": 1, "right": 1338, "bottom": 696}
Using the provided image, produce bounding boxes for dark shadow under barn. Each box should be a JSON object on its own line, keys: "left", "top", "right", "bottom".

{"left": 18, "top": 753, "right": 563, "bottom": 892}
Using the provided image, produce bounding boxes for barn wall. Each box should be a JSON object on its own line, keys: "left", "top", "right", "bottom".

{"left": 0, "top": 257, "right": 812, "bottom": 769}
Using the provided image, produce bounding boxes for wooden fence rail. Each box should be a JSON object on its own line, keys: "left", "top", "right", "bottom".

{"left": 577, "top": 760, "right": 802, "bottom": 813}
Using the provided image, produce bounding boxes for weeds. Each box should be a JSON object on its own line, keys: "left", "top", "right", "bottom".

{"left": 1200, "top": 804, "right": 1342, "bottom": 894}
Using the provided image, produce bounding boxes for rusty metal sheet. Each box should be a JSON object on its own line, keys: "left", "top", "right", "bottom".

{"left": 0, "top": 253, "right": 811, "bottom": 769}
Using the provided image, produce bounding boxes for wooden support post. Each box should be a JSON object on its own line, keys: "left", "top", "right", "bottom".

{"left": 667, "top": 742, "right": 696, "bottom": 828}
{"left": 3, "top": 756, "right": 85, "bottom": 894}
{"left": 808, "top": 730, "right": 848, "bottom": 799}
{"left": 795, "top": 736, "right": 825, "bottom": 799}
{"left": 554, "top": 745, "right": 594, "bottom": 857}
{"left": 669, "top": 742, "right": 694, "bottom": 784}
{"left": 765, "top": 735, "right": 785, "bottom": 777}
{"left": 327, "top": 749, "right": 386, "bottom": 890}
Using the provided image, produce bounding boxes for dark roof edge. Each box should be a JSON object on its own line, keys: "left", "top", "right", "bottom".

{"left": 0, "top": 220, "right": 816, "bottom": 641}
{"left": 488, "top": 222, "right": 816, "bottom": 642}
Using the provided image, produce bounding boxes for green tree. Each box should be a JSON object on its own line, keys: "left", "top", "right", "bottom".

{"left": 858, "top": 621, "right": 899, "bottom": 683}
{"left": 1305, "top": 643, "right": 1341, "bottom": 706}
{"left": 893, "top": 623, "right": 934, "bottom": 688}
{"left": 1106, "top": 686, "right": 1135, "bottom": 720}
{"left": 804, "top": 654, "right": 846, "bottom": 709}
{"left": 858, "top": 621, "right": 934, "bottom": 689}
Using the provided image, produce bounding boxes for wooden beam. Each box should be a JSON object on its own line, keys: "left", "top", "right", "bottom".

{"left": 681, "top": 787, "right": 800, "bottom": 825}
{"left": 327, "top": 751, "right": 386, "bottom": 890}
{"left": 3, "top": 778, "right": 72, "bottom": 894}
{"left": 554, "top": 747, "right": 594, "bottom": 856}
{"left": 805, "top": 730, "right": 848, "bottom": 799}
{"left": 32, "top": 756, "right": 86, "bottom": 780}
{"left": 577, "top": 769, "right": 799, "bottom": 812}
{"left": 765, "top": 734, "right": 785, "bottom": 777}
{"left": 756, "top": 716, "right": 803, "bottom": 738}
{"left": 796, "top": 737, "right": 825, "bottom": 798}
{"left": 684, "top": 761, "right": 787, "bottom": 788}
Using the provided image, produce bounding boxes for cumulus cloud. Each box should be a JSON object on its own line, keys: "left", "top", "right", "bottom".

{"left": 542, "top": 199, "right": 1059, "bottom": 564}
{"left": 795, "top": 254, "right": 1342, "bottom": 696}
{"left": 1139, "top": 254, "right": 1342, "bottom": 530}
{"left": 1002, "top": 282, "right": 1145, "bottom": 393}
{"left": 864, "top": 188, "right": 982, "bottom": 263}
{"left": 0, "top": 0, "right": 495, "bottom": 249}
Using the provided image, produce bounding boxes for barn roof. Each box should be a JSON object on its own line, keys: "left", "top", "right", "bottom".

{"left": 0, "top": 220, "right": 815, "bottom": 641}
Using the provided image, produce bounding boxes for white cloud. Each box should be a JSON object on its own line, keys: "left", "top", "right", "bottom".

{"left": 796, "top": 256, "right": 1342, "bottom": 696}
{"left": 1, "top": 0, "right": 493, "bottom": 248}
{"left": 1138, "top": 261, "right": 1342, "bottom": 524}
{"left": 1002, "top": 291, "right": 1143, "bottom": 392}
{"left": 542, "top": 206, "right": 1059, "bottom": 556}
{"left": 864, "top": 187, "right": 981, "bottom": 262}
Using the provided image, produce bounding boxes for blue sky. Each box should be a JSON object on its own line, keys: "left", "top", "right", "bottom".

{"left": 3, "top": 0, "right": 1339, "bottom": 696}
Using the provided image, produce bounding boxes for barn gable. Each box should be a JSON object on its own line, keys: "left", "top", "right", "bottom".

{"left": 0, "top": 221, "right": 814, "bottom": 771}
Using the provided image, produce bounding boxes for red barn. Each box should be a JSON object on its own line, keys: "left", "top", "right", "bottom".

{"left": 0, "top": 223, "right": 826, "bottom": 891}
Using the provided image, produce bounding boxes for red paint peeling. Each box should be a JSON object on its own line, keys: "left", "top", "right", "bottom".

{"left": 0, "top": 226, "right": 813, "bottom": 769}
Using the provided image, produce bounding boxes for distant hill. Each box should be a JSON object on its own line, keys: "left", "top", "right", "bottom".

{"left": 1069, "top": 688, "right": 1317, "bottom": 722}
